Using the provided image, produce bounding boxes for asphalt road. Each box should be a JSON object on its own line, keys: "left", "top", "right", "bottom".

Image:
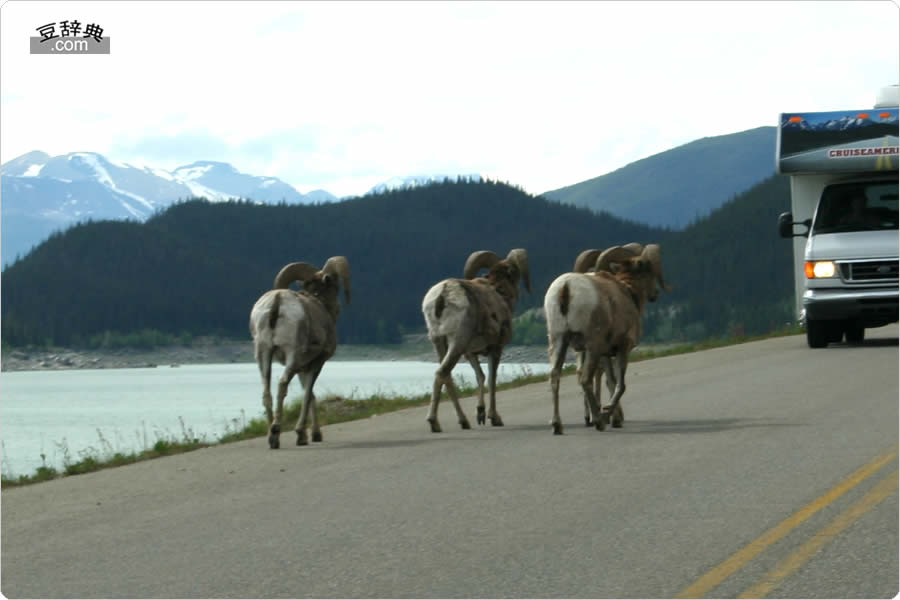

{"left": 2, "top": 325, "right": 898, "bottom": 599}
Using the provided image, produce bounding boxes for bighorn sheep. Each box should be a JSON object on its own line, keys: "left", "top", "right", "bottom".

{"left": 571, "top": 243, "right": 643, "bottom": 428}
{"left": 421, "top": 249, "right": 531, "bottom": 432}
{"left": 249, "top": 256, "right": 351, "bottom": 449}
{"left": 545, "top": 244, "right": 667, "bottom": 435}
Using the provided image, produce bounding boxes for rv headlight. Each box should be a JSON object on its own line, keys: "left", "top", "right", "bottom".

{"left": 805, "top": 260, "right": 836, "bottom": 279}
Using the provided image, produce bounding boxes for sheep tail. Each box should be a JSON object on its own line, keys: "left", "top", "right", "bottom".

{"left": 434, "top": 293, "right": 445, "bottom": 320}
{"left": 268, "top": 292, "right": 281, "bottom": 330}
{"left": 558, "top": 282, "right": 570, "bottom": 317}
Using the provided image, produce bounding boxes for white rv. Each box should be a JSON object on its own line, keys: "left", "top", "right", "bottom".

{"left": 777, "top": 86, "right": 899, "bottom": 348}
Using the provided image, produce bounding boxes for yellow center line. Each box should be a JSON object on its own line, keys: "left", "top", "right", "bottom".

{"left": 738, "top": 470, "right": 898, "bottom": 599}
{"left": 676, "top": 449, "right": 897, "bottom": 599}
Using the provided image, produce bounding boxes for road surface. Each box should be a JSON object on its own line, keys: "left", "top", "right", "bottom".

{"left": 2, "top": 325, "right": 898, "bottom": 598}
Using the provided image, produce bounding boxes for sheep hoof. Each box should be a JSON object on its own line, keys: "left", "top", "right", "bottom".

{"left": 552, "top": 422, "right": 563, "bottom": 435}
{"left": 490, "top": 416, "right": 504, "bottom": 427}
{"left": 427, "top": 419, "right": 442, "bottom": 433}
{"left": 584, "top": 416, "right": 592, "bottom": 426}
{"left": 594, "top": 419, "right": 606, "bottom": 431}
{"left": 476, "top": 406, "right": 486, "bottom": 425}
{"left": 460, "top": 420, "right": 471, "bottom": 430}
{"left": 600, "top": 409, "right": 612, "bottom": 425}
{"left": 312, "top": 431, "right": 323, "bottom": 442}
{"left": 268, "top": 425, "right": 281, "bottom": 449}
{"left": 612, "top": 420, "right": 623, "bottom": 428}
{"left": 296, "top": 431, "right": 309, "bottom": 446}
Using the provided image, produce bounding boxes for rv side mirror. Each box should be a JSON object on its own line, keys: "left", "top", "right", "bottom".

{"left": 778, "top": 212, "right": 811, "bottom": 238}
{"left": 778, "top": 213, "right": 794, "bottom": 237}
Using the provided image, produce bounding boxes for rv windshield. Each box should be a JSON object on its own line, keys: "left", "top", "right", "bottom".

{"left": 812, "top": 181, "right": 899, "bottom": 234}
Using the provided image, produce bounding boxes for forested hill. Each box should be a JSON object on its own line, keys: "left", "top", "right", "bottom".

{"left": 1, "top": 177, "right": 793, "bottom": 348}
{"left": 646, "top": 173, "right": 794, "bottom": 341}
{"left": 1, "top": 180, "right": 662, "bottom": 346}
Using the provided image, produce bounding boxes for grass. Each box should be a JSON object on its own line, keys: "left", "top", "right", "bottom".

{"left": 0, "top": 418, "right": 213, "bottom": 488}
{"left": 0, "top": 325, "right": 804, "bottom": 488}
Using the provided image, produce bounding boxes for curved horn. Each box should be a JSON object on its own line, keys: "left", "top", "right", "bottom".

{"left": 595, "top": 246, "right": 640, "bottom": 273}
{"left": 573, "top": 249, "right": 602, "bottom": 273}
{"left": 506, "top": 248, "right": 531, "bottom": 293}
{"left": 273, "top": 262, "right": 319, "bottom": 289}
{"left": 463, "top": 250, "right": 500, "bottom": 279}
{"left": 322, "top": 255, "right": 352, "bottom": 304}
{"left": 587, "top": 244, "right": 642, "bottom": 273}
{"left": 641, "top": 244, "right": 669, "bottom": 291}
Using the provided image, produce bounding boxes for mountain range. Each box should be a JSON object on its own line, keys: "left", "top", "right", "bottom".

{"left": 541, "top": 126, "right": 777, "bottom": 228}
{"left": 1, "top": 126, "right": 777, "bottom": 266}
{"left": 0, "top": 152, "right": 338, "bottom": 266}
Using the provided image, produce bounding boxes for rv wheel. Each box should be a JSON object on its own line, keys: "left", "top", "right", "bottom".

{"left": 845, "top": 323, "right": 865, "bottom": 344}
{"left": 806, "top": 320, "right": 829, "bottom": 348}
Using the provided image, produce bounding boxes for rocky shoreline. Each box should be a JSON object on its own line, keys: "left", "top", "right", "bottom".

{"left": 1, "top": 337, "right": 553, "bottom": 373}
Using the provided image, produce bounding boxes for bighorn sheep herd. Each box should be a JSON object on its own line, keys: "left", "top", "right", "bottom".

{"left": 250, "top": 243, "right": 667, "bottom": 449}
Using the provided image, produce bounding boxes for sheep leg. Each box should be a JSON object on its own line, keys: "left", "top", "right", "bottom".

{"left": 295, "top": 382, "right": 313, "bottom": 446}
{"left": 486, "top": 349, "right": 503, "bottom": 426}
{"left": 602, "top": 352, "right": 627, "bottom": 428}
{"left": 427, "top": 339, "right": 470, "bottom": 431}
{"left": 548, "top": 334, "right": 569, "bottom": 435}
{"left": 257, "top": 346, "right": 276, "bottom": 443}
{"left": 297, "top": 360, "right": 326, "bottom": 444}
{"left": 271, "top": 365, "right": 296, "bottom": 449}
{"left": 466, "top": 354, "right": 487, "bottom": 425}
{"left": 597, "top": 356, "right": 615, "bottom": 425}
{"left": 579, "top": 351, "right": 604, "bottom": 431}
{"left": 426, "top": 337, "right": 448, "bottom": 432}
{"left": 576, "top": 351, "right": 589, "bottom": 426}
{"left": 602, "top": 356, "right": 624, "bottom": 427}
{"left": 426, "top": 376, "right": 444, "bottom": 433}
{"left": 427, "top": 365, "right": 469, "bottom": 432}
{"left": 443, "top": 373, "right": 471, "bottom": 430}
{"left": 309, "top": 391, "right": 323, "bottom": 442}
{"left": 593, "top": 366, "right": 604, "bottom": 423}
{"left": 577, "top": 352, "right": 604, "bottom": 426}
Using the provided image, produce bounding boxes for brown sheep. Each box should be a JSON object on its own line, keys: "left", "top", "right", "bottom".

{"left": 249, "top": 257, "right": 351, "bottom": 448}
{"left": 544, "top": 245, "right": 668, "bottom": 435}
{"left": 421, "top": 249, "right": 530, "bottom": 432}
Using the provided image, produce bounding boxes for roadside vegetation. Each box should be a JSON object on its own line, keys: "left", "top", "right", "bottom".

{"left": 0, "top": 325, "right": 803, "bottom": 489}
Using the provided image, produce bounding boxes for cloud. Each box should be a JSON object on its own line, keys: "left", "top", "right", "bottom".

{"left": 1, "top": 1, "right": 897, "bottom": 197}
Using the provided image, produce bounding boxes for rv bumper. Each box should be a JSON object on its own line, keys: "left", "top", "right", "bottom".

{"left": 803, "top": 287, "right": 899, "bottom": 325}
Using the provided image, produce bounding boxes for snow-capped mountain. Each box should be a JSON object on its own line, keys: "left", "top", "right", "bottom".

{"left": 1, "top": 149, "right": 487, "bottom": 267}
{"left": 0, "top": 151, "right": 337, "bottom": 266}
{"left": 167, "top": 161, "right": 314, "bottom": 205}
{"left": 366, "top": 174, "right": 483, "bottom": 195}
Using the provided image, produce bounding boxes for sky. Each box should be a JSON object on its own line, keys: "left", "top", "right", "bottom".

{"left": 1, "top": 0, "right": 898, "bottom": 198}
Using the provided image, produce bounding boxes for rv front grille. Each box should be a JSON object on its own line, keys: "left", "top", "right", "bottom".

{"left": 838, "top": 260, "right": 899, "bottom": 283}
